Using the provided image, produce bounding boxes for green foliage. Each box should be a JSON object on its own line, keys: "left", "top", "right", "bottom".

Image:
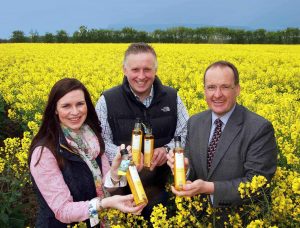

{"left": 0, "top": 176, "right": 26, "bottom": 228}
{"left": 0, "top": 135, "right": 32, "bottom": 228}
{"left": 29, "top": 30, "right": 39, "bottom": 43}
{"left": 4, "top": 26, "right": 300, "bottom": 44}
{"left": 44, "top": 32, "right": 55, "bottom": 43}
{"left": 56, "top": 30, "right": 69, "bottom": 43}
{"left": 10, "top": 30, "right": 27, "bottom": 43}
{"left": 0, "top": 95, "right": 23, "bottom": 142}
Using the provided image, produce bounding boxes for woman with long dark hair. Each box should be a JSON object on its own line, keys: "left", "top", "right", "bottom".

{"left": 29, "top": 78, "right": 144, "bottom": 227}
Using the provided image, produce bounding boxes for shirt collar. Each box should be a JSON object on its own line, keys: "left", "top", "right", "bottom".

{"left": 129, "top": 85, "right": 154, "bottom": 102}
{"left": 211, "top": 104, "right": 236, "bottom": 126}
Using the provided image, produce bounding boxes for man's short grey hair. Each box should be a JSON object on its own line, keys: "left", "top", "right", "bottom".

{"left": 123, "top": 42, "right": 158, "bottom": 69}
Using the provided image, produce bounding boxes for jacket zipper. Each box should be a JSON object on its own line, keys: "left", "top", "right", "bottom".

{"left": 60, "top": 144, "right": 80, "bottom": 156}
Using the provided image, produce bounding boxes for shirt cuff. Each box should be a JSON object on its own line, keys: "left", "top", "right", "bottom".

{"left": 185, "top": 168, "right": 190, "bottom": 179}
{"left": 210, "top": 194, "right": 214, "bottom": 204}
{"left": 104, "top": 171, "right": 127, "bottom": 188}
{"left": 88, "top": 198, "right": 100, "bottom": 227}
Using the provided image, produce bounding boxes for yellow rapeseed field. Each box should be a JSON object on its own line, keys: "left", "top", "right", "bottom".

{"left": 0, "top": 43, "right": 299, "bottom": 227}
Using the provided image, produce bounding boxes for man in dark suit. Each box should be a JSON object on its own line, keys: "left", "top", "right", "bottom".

{"left": 167, "top": 60, "right": 277, "bottom": 209}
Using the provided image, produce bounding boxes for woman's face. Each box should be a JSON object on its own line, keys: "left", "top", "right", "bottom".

{"left": 56, "top": 89, "right": 87, "bottom": 132}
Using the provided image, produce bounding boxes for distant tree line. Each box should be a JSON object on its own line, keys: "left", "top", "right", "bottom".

{"left": 1, "top": 26, "right": 299, "bottom": 44}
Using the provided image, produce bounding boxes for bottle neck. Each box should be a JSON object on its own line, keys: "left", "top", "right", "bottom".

{"left": 145, "top": 128, "right": 152, "bottom": 135}
{"left": 134, "top": 122, "right": 142, "bottom": 131}
{"left": 175, "top": 140, "right": 182, "bottom": 149}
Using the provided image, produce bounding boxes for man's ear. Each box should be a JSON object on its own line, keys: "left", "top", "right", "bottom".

{"left": 123, "top": 65, "right": 127, "bottom": 76}
{"left": 236, "top": 84, "right": 241, "bottom": 96}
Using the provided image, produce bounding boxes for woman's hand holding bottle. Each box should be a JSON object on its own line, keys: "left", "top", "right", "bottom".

{"left": 100, "top": 194, "right": 146, "bottom": 215}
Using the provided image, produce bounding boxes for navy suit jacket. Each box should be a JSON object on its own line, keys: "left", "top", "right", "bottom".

{"left": 186, "top": 104, "right": 277, "bottom": 207}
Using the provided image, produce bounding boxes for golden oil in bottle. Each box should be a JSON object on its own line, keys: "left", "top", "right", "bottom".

{"left": 174, "top": 136, "right": 186, "bottom": 190}
{"left": 126, "top": 163, "right": 148, "bottom": 205}
{"left": 144, "top": 125, "right": 154, "bottom": 169}
{"left": 131, "top": 118, "right": 143, "bottom": 165}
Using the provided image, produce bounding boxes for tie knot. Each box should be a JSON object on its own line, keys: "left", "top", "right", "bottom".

{"left": 214, "top": 118, "right": 223, "bottom": 127}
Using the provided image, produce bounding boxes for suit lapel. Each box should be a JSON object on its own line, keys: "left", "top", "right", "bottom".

{"left": 207, "top": 105, "right": 244, "bottom": 179}
{"left": 197, "top": 112, "right": 212, "bottom": 178}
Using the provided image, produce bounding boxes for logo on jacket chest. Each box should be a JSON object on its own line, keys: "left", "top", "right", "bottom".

{"left": 161, "top": 106, "right": 171, "bottom": 112}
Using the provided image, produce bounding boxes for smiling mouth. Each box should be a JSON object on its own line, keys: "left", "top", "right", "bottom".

{"left": 69, "top": 117, "right": 81, "bottom": 122}
{"left": 213, "top": 101, "right": 224, "bottom": 104}
{"left": 136, "top": 81, "right": 146, "bottom": 86}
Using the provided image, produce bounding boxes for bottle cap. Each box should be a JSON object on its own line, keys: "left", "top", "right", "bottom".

{"left": 174, "top": 136, "right": 181, "bottom": 141}
{"left": 120, "top": 148, "right": 129, "bottom": 156}
{"left": 144, "top": 123, "right": 152, "bottom": 134}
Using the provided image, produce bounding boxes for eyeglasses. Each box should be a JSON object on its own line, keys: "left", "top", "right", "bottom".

{"left": 205, "top": 84, "right": 235, "bottom": 93}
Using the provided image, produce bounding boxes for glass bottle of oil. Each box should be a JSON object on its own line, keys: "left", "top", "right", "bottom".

{"left": 131, "top": 118, "right": 143, "bottom": 165}
{"left": 174, "top": 136, "right": 186, "bottom": 190}
{"left": 144, "top": 124, "right": 154, "bottom": 169}
{"left": 125, "top": 154, "right": 148, "bottom": 205}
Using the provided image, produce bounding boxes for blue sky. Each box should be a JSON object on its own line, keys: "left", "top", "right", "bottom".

{"left": 1, "top": 0, "right": 299, "bottom": 39}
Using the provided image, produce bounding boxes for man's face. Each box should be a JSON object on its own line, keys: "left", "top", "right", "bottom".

{"left": 123, "top": 52, "right": 156, "bottom": 100}
{"left": 204, "top": 66, "right": 240, "bottom": 117}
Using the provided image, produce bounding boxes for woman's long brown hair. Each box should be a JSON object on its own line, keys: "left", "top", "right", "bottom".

{"left": 28, "top": 78, "right": 105, "bottom": 169}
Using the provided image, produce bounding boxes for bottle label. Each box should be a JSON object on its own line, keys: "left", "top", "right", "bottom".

{"left": 144, "top": 139, "right": 151, "bottom": 154}
{"left": 175, "top": 153, "right": 184, "bottom": 168}
{"left": 129, "top": 166, "right": 147, "bottom": 203}
{"left": 129, "top": 165, "right": 140, "bottom": 181}
{"left": 144, "top": 139, "right": 153, "bottom": 167}
{"left": 132, "top": 135, "right": 142, "bottom": 150}
{"left": 137, "top": 182, "right": 147, "bottom": 200}
{"left": 175, "top": 153, "right": 186, "bottom": 189}
{"left": 175, "top": 169, "right": 185, "bottom": 188}
{"left": 118, "top": 160, "right": 131, "bottom": 176}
